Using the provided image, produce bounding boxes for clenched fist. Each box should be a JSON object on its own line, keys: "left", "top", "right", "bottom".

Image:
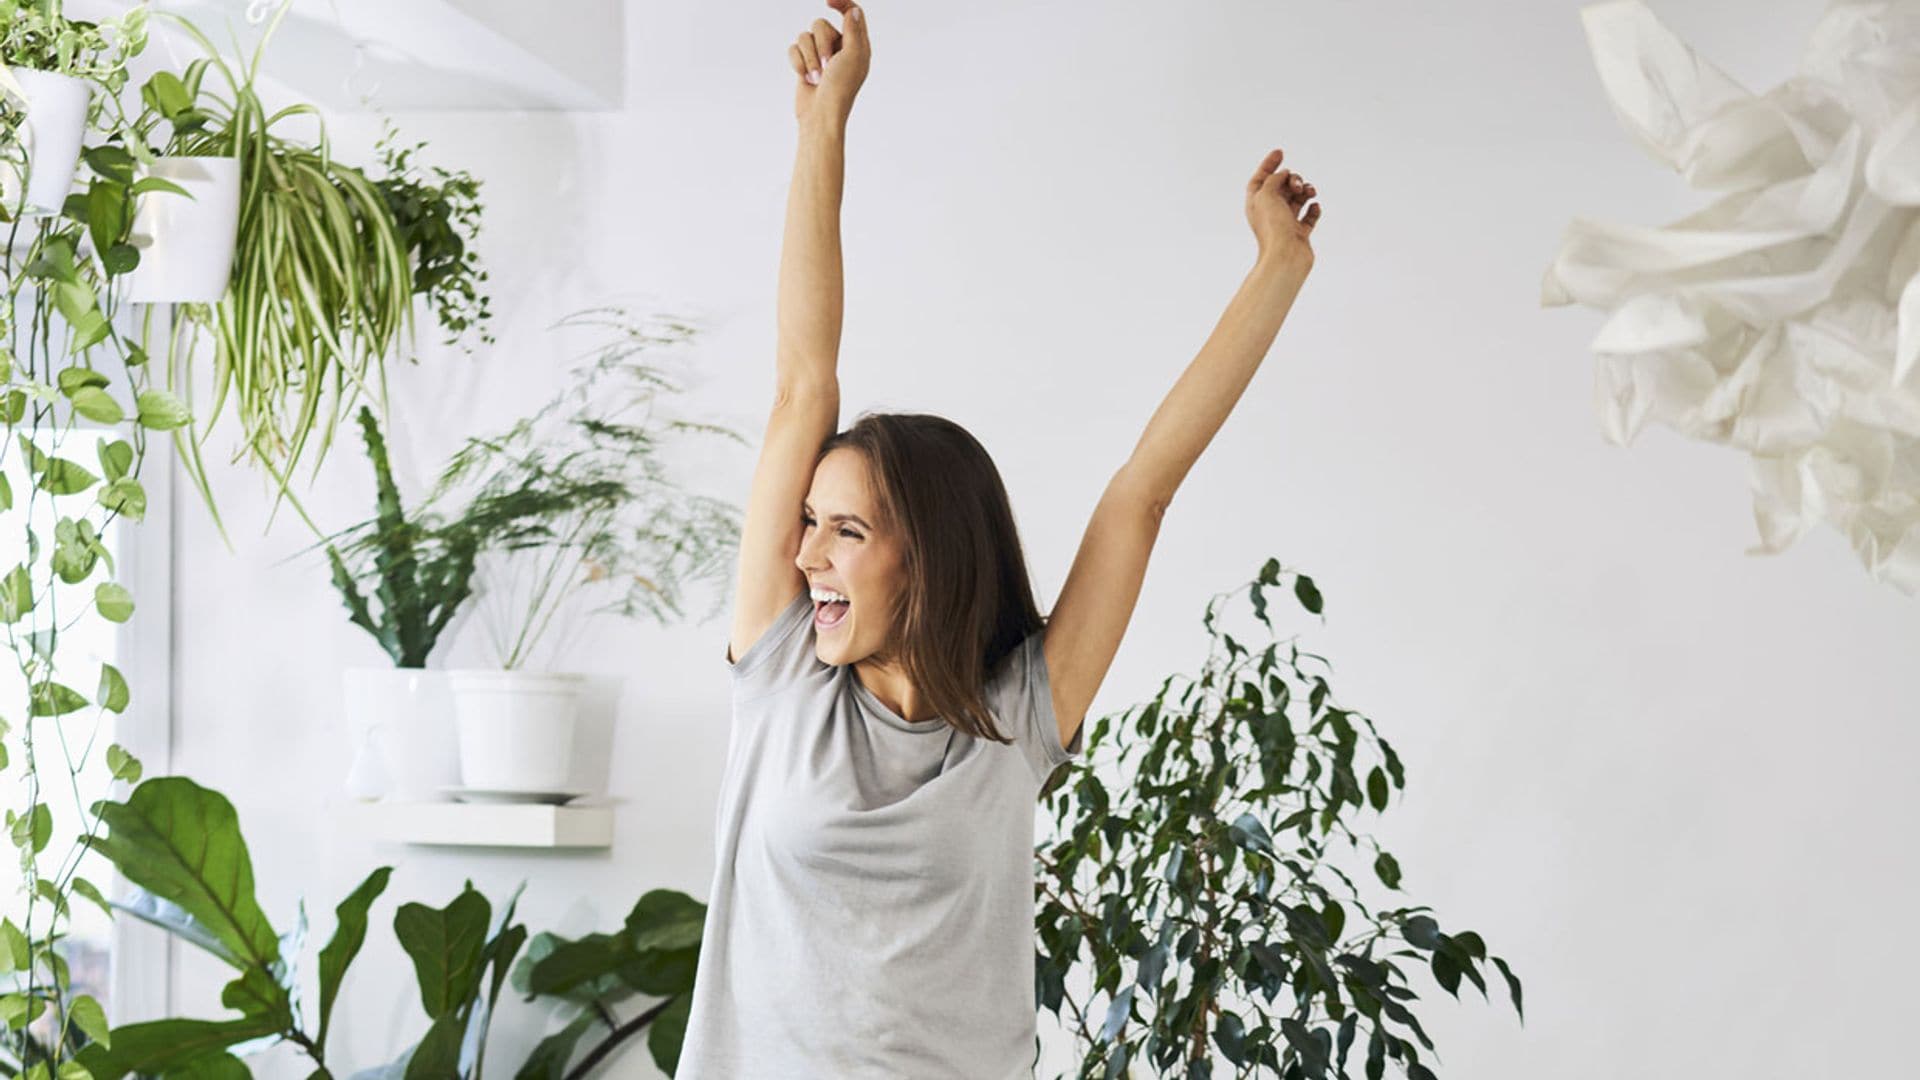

{"left": 789, "top": 0, "right": 871, "bottom": 129}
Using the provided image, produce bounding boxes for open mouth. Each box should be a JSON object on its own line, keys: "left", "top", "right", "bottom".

{"left": 814, "top": 598, "right": 850, "bottom": 629}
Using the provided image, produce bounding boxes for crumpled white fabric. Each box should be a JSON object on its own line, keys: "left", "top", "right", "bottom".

{"left": 1543, "top": 0, "right": 1920, "bottom": 592}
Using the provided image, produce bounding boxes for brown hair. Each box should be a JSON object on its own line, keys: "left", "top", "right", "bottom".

{"left": 818, "top": 412, "right": 1044, "bottom": 744}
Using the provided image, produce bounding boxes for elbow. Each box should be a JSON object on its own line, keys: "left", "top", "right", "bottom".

{"left": 1107, "top": 469, "right": 1173, "bottom": 524}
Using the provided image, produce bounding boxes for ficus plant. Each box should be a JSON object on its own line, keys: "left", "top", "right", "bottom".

{"left": 66, "top": 774, "right": 701, "bottom": 1079}
{"left": 1034, "top": 559, "right": 1525, "bottom": 1079}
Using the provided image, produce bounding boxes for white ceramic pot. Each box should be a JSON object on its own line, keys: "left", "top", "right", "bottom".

{"left": 125, "top": 155, "right": 240, "bottom": 304}
{"left": 342, "top": 667, "right": 459, "bottom": 802}
{"left": 0, "top": 67, "right": 90, "bottom": 217}
{"left": 447, "top": 670, "right": 585, "bottom": 793}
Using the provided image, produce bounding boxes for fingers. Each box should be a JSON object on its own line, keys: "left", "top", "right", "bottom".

{"left": 828, "top": 0, "right": 866, "bottom": 41}
{"left": 809, "top": 17, "right": 839, "bottom": 67}
{"left": 1247, "top": 148, "right": 1323, "bottom": 233}
{"left": 1246, "top": 148, "right": 1283, "bottom": 195}
{"left": 795, "top": 32, "right": 821, "bottom": 83}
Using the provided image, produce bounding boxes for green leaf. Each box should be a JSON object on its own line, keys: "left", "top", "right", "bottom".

{"left": 36, "top": 456, "right": 100, "bottom": 495}
{"left": 317, "top": 866, "right": 392, "bottom": 1052}
{"left": 96, "top": 582, "right": 134, "bottom": 622}
{"left": 130, "top": 176, "right": 190, "bottom": 199}
{"left": 0, "top": 564, "right": 33, "bottom": 623}
{"left": 99, "top": 665, "right": 131, "bottom": 713}
{"left": 71, "top": 876, "right": 114, "bottom": 918}
{"left": 102, "top": 242, "right": 140, "bottom": 275}
{"left": 515, "top": 1010, "right": 595, "bottom": 1080}
{"left": 99, "top": 476, "right": 147, "bottom": 521}
{"left": 0, "top": 474, "right": 10, "bottom": 511}
{"left": 11, "top": 802, "right": 51, "bottom": 854}
{"left": 69, "top": 993, "right": 110, "bottom": 1048}
{"left": 623, "top": 889, "right": 706, "bottom": 952}
{"left": 30, "top": 682, "right": 89, "bottom": 717}
{"left": 1374, "top": 850, "right": 1402, "bottom": 890}
{"left": 0, "top": 390, "right": 26, "bottom": 424}
{"left": 105, "top": 743, "right": 141, "bottom": 783}
{"left": 98, "top": 439, "right": 133, "bottom": 481}
{"left": 142, "top": 71, "right": 192, "bottom": 119}
{"left": 134, "top": 390, "right": 191, "bottom": 431}
{"left": 1367, "top": 765, "right": 1389, "bottom": 812}
{"left": 58, "top": 367, "right": 110, "bottom": 395}
{"left": 87, "top": 777, "right": 284, "bottom": 977}
{"left": 395, "top": 883, "right": 490, "bottom": 1020}
{"left": 83, "top": 146, "right": 136, "bottom": 185}
{"left": 73, "top": 1017, "right": 280, "bottom": 1080}
{"left": 403, "top": 1015, "right": 465, "bottom": 1080}
{"left": 0, "top": 919, "right": 28, "bottom": 972}
{"left": 647, "top": 993, "right": 694, "bottom": 1076}
{"left": 1294, "top": 573, "right": 1323, "bottom": 614}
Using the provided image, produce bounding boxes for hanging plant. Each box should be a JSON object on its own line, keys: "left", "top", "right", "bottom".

{"left": 151, "top": 6, "right": 414, "bottom": 535}
{"left": 373, "top": 119, "right": 493, "bottom": 353}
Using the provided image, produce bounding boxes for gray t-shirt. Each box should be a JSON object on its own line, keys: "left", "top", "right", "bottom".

{"left": 677, "top": 586, "right": 1083, "bottom": 1078}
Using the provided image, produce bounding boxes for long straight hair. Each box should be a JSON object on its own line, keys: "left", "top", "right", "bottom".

{"left": 818, "top": 412, "right": 1044, "bottom": 744}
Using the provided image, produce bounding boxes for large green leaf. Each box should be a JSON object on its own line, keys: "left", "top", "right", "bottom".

{"left": 89, "top": 778, "right": 283, "bottom": 977}
{"left": 317, "top": 865, "right": 392, "bottom": 1053}
{"left": 395, "top": 882, "right": 490, "bottom": 1020}
{"left": 74, "top": 1017, "right": 281, "bottom": 1080}
{"left": 401, "top": 1014, "right": 464, "bottom": 1080}
{"left": 647, "top": 993, "right": 693, "bottom": 1076}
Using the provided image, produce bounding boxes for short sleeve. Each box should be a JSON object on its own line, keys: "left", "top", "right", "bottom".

{"left": 725, "top": 588, "right": 822, "bottom": 699}
{"left": 992, "top": 627, "right": 1083, "bottom": 786}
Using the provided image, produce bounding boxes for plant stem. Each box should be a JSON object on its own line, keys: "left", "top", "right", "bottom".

{"left": 562, "top": 998, "right": 675, "bottom": 1080}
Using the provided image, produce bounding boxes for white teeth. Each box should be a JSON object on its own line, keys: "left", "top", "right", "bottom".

{"left": 810, "top": 587, "right": 850, "bottom": 604}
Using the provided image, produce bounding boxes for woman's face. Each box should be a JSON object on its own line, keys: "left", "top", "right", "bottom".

{"left": 796, "top": 447, "right": 907, "bottom": 664}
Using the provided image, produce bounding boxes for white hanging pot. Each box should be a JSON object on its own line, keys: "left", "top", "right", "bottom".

{"left": 125, "top": 155, "right": 240, "bottom": 304}
{"left": 0, "top": 67, "right": 91, "bottom": 217}
{"left": 341, "top": 666, "right": 459, "bottom": 802}
{"left": 446, "top": 670, "right": 585, "bottom": 794}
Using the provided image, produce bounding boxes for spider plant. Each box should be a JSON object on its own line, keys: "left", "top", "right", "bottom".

{"left": 149, "top": 5, "right": 413, "bottom": 537}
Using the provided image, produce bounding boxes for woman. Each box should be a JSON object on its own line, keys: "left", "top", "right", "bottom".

{"left": 675, "top": 2, "right": 1321, "bottom": 1075}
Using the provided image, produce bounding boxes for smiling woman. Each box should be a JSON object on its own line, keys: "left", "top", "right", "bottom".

{"left": 683, "top": 0, "right": 1320, "bottom": 1073}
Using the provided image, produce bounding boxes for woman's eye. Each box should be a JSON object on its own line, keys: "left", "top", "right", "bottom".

{"left": 839, "top": 528, "right": 861, "bottom": 540}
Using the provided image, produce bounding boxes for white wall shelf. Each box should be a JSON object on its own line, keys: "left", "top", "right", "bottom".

{"left": 355, "top": 801, "right": 614, "bottom": 849}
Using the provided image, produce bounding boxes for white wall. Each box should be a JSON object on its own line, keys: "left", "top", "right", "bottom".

{"left": 156, "top": 1, "right": 1919, "bottom": 1077}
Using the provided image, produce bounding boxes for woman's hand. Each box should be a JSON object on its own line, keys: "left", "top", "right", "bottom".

{"left": 1246, "top": 148, "right": 1321, "bottom": 268}
{"left": 789, "top": 0, "right": 870, "bottom": 129}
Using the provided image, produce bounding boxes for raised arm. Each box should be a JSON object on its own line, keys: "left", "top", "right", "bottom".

{"left": 1040, "top": 149, "right": 1322, "bottom": 746}
{"left": 728, "top": 0, "right": 872, "bottom": 666}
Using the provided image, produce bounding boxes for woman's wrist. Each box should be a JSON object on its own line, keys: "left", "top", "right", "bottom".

{"left": 800, "top": 114, "right": 848, "bottom": 144}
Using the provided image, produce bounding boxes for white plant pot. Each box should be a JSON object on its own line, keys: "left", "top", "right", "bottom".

{"left": 342, "top": 667, "right": 459, "bottom": 802}
{"left": 125, "top": 155, "right": 240, "bottom": 304}
{"left": 447, "top": 670, "right": 585, "bottom": 793}
{"left": 0, "top": 67, "right": 91, "bottom": 217}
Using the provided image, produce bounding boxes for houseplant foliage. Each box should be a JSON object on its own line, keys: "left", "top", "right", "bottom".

{"left": 324, "top": 405, "right": 478, "bottom": 668}
{"left": 435, "top": 306, "right": 745, "bottom": 670}
{"left": 69, "top": 774, "right": 700, "bottom": 1079}
{"left": 0, "top": 2, "right": 206, "bottom": 1075}
{"left": 1035, "top": 559, "right": 1524, "bottom": 1079}
{"left": 372, "top": 121, "right": 492, "bottom": 353}
{"left": 147, "top": 3, "right": 491, "bottom": 536}
{"left": 323, "top": 306, "right": 745, "bottom": 672}
{"left": 153, "top": 5, "right": 413, "bottom": 533}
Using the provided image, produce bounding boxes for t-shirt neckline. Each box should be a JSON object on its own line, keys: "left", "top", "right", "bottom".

{"left": 848, "top": 669, "right": 949, "bottom": 734}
